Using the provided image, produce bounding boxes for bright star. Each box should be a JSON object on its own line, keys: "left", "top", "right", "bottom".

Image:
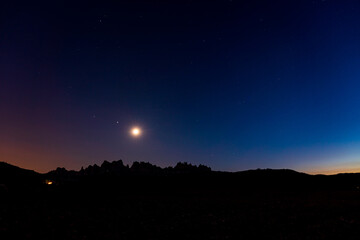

{"left": 131, "top": 127, "right": 141, "bottom": 137}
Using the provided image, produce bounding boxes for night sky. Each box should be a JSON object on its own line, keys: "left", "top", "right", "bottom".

{"left": 2, "top": 0, "right": 360, "bottom": 174}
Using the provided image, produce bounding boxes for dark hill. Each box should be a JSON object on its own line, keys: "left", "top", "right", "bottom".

{"left": 2, "top": 160, "right": 360, "bottom": 191}
{"left": 0, "top": 162, "right": 43, "bottom": 187}
{"left": 2, "top": 161, "right": 360, "bottom": 239}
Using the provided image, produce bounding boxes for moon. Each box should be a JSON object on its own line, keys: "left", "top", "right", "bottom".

{"left": 130, "top": 127, "right": 141, "bottom": 137}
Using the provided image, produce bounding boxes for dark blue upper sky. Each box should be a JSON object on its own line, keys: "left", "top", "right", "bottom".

{"left": 2, "top": 0, "right": 360, "bottom": 173}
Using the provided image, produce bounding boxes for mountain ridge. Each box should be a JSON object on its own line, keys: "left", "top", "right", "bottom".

{"left": 2, "top": 160, "right": 360, "bottom": 191}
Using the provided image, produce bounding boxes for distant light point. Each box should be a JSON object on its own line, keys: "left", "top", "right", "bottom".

{"left": 45, "top": 180, "right": 53, "bottom": 185}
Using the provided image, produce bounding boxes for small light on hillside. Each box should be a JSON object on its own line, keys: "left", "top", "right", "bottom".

{"left": 45, "top": 180, "right": 53, "bottom": 185}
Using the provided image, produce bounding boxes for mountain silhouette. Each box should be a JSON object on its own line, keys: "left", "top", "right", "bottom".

{"left": 1, "top": 160, "right": 359, "bottom": 191}
{"left": 2, "top": 160, "right": 360, "bottom": 239}
{"left": 0, "top": 162, "right": 42, "bottom": 187}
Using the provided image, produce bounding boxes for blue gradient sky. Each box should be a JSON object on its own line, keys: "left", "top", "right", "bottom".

{"left": 1, "top": 0, "right": 360, "bottom": 173}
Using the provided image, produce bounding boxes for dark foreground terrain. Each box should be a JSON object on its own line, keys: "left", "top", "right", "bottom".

{"left": 1, "top": 161, "right": 360, "bottom": 239}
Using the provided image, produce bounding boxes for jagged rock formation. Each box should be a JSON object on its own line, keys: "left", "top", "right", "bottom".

{"left": 46, "top": 160, "right": 212, "bottom": 179}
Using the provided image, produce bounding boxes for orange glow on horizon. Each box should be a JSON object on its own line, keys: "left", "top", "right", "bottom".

{"left": 0, "top": 142, "right": 80, "bottom": 173}
{"left": 305, "top": 168, "right": 360, "bottom": 175}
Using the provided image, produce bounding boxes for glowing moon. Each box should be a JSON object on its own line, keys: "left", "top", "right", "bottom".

{"left": 131, "top": 127, "right": 141, "bottom": 137}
